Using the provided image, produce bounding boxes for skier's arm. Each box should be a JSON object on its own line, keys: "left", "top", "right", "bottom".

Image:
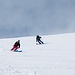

{"left": 18, "top": 44, "right": 20, "bottom": 48}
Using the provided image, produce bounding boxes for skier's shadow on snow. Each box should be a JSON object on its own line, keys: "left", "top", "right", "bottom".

{"left": 36, "top": 42, "right": 48, "bottom": 45}
{"left": 44, "top": 42, "right": 49, "bottom": 44}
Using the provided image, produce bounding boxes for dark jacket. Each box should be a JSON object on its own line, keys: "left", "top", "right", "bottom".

{"left": 36, "top": 35, "right": 41, "bottom": 41}
{"left": 14, "top": 41, "right": 20, "bottom": 48}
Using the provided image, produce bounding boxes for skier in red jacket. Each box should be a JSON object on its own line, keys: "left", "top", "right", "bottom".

{"left": 11, "top": 40, "right": 20, "bottom": 51}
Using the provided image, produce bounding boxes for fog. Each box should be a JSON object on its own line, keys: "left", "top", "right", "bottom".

{"left": 0, "top": 0, "right": 75, "bottom": 38}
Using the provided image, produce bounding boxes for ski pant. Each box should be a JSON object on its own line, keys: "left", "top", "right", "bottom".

{"left": 37, "top": 40, "right": 44, "bottom": 44}
{"left": 11, "top": 46, "right": 18, "bottom": 51}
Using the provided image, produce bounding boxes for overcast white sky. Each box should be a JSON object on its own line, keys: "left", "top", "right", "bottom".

{"left": 0, "top": 0, "right": 75, "bottom": 38}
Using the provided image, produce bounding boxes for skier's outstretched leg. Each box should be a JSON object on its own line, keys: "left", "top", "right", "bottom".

{"left": 11, "top": 46, "right": 15, "bottom": 51}
{"left": 14, "top": 47, "right": 18, "bottom": 51}
{"left": 39, "top": 40, "right": 44, "bottom": 44}
{"left": 38, "top": 40, "right": 41, "bottom": 44}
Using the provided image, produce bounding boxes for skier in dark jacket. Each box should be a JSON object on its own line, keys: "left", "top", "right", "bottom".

{"left": 11, "top": 40, "right": 20, "bottom": 51}
{"left": 36, "top": 35, "right": 44, "bottom": 44}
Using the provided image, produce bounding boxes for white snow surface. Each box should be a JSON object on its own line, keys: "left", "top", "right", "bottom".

{"left": 0, "top": 33, "right": 75, "bottom": 75}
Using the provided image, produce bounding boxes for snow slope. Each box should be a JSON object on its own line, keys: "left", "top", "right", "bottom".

{"left": 0, "top": 33, "right": 75, "bottom": 75}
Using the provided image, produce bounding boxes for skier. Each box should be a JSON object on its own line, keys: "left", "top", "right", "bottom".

{"left": 11, "top": 40, "right": 20, "bottom": 51}
{"left": 36, "top": 35, "right": 44, "bottom": 44}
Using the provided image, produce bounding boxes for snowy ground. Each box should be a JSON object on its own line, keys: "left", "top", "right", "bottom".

{"left": 0, "top": 33, "right": 75, "bottom": 75}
